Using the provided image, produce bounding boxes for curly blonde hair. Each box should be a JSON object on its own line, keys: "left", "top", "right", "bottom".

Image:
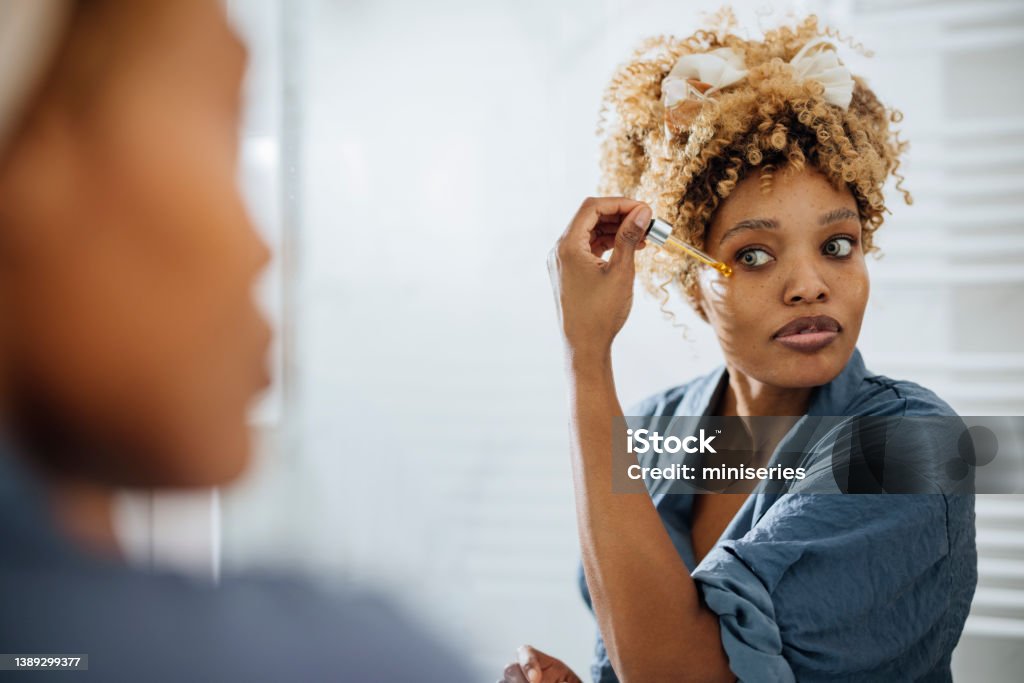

{"left": 597, "top": 11, "right": 910, "bottom": 322}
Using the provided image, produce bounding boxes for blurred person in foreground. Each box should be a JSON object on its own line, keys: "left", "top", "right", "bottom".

{"left": 0, "top": 1, "right": 471, "bottom": 681}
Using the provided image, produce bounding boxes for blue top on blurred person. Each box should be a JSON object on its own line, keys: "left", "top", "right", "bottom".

{"left": 0, "top": 448, "right": 471, "bottom": 682}
{"left": 0, "top": 1, "right": 470, "bottom": 680}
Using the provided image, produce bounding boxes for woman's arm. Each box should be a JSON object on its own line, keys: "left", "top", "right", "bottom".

{"left": 549, "top": 197, "right": 733, "bottom": 683}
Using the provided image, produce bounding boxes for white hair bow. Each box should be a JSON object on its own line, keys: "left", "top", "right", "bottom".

{"left": 661, "top": 38, "right": 854, "bottom": 137}
{"left": 788, "top": 37, "right": 854, "bottom": 109}
{"left": 661, "top": 47, "right": 748, "bottom": 109}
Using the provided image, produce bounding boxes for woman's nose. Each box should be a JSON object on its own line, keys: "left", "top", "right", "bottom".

{"left": 782, "top": 261, "right": 830, "bottom": 304}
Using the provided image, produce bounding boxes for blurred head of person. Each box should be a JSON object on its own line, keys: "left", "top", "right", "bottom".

{"left": 0, "top": 0, "right": 270, "bottom": 493}
{"left": 598, "top": 12, "right": 909, "bottom": 393}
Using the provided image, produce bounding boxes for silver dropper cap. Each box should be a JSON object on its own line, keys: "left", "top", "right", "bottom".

{"left": 644, "top": 217, "right": 674, "bottom": 246}
{"left": 641, "top": 216, "right": 735, "bottom": 277}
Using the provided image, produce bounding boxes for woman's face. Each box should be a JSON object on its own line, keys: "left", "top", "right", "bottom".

{"left": 0, "top": 0, "right": 270, "bottom": 487}
{"left": 695, "top": 166, "right": 869, "bottom": 390}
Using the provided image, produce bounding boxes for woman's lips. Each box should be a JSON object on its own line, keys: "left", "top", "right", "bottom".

{"left": 774, "top": 330, "right": 839, "bottom": 352}
{"left": 772, "top": 314, "right": 841, "bottom": 352}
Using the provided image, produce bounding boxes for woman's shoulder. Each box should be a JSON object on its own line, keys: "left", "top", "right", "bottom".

{"left": 624, "top": 366, "right": 724, "bottom": 417}
{"left": 625, "top": 383, "right": 689, "bottom": 416}
{"left": 851, "top": 365, "right": 959, "bottom": 418}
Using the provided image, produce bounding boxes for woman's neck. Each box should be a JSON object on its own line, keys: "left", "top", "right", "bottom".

{"left": 718, "top": 367, "right": 812, "bottom": 417}
{"left": 45, "top": 475, "right": 124, "bottom": 561}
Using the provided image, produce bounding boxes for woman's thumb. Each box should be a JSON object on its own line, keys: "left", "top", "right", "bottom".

{"left": 516, "top": 645, "right": 544, "bottom": 683}
{"left": 609, "top": 204, "right": 652, "bottom": 272}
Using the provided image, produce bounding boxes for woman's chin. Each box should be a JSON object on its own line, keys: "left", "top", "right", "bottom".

{"left": 195, "top": 435, "right": 252, "bottom": 487}
{"left": 764, "top": 343, "right": 852, "bottom": 388}
{"left": 151, "top": 427, "right": 253, "bottom": 489}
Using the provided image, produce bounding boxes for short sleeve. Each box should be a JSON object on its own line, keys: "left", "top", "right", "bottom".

{"left": 691, "top": 494, "right": 957, "bottom": 682}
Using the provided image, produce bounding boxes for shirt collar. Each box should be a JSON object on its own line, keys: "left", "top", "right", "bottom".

{"left": 806, "top": 346, "right": 869, "bottom": 416}
{"left": 674, "top": 346, "right": 869, "bottom": 417}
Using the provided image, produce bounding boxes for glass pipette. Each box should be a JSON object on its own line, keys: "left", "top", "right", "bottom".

{"left": 644, "top": 217, "right": 733, "bottom": 278}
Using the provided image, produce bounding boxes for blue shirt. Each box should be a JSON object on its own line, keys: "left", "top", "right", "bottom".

{"left": 579, "top": 347, "right": 977, "bottom": 682}
{"left": 0, "top": 448, "right": 473, "bottom": 683}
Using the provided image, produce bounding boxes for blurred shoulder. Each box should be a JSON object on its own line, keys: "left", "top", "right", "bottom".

{"left": 0, "top": 562, "right": 473, "bottom": 682}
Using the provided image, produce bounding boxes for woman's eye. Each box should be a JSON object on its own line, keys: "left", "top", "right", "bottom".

{"left": 824, "top": 236, "right": 854, "bottom": 257}
{"left": 737, "top": 248, "right": 773, "bottom": 268}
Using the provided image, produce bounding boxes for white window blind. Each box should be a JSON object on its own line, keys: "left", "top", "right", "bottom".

{"left": 837, "top": 4, "right": 1024, "bottom": 680}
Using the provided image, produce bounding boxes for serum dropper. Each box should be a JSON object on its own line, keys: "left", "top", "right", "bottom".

{"left": 644, "top": 217, "right": 733, "bottom": 278}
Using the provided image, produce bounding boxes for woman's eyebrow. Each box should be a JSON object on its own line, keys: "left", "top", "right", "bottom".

{"left": 718, "top": 207, "right": 860, "bottom": 246}
{"left": 820, "top": 207, "right": 858, "bottom": 225}
{"left": 718, "top": 218, "right": 778, "bottom": 246}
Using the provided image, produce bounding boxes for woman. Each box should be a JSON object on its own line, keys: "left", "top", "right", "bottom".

{"left": 0, "top": 1, "right": 470, "bottom": 681}
{"left": 505, "top": 15, "right": 976, "bottom": 683}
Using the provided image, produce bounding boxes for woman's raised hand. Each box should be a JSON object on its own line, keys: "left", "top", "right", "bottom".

{"left": 547, "top": 197, "right": 652, "bottom": 355}
{"left": 498, "top": 645, "right": 583, "bottom": 683}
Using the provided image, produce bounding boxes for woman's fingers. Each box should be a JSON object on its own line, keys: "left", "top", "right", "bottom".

{"left": 607, "top": 203, "right": 652, "bottom": 273}
{"left": 511, "top": 645, "right": 585, "bottom": 683}
{"left": 549, "top": 196, "right": 652, "bottom": 351}
{"left": 502, "top": 662, "right": 529, "bottom": 683}
{"left": 590, "top": 235, "right": 615, "bottom": 257}
{"left": 590, "top": 228, "right": 646, "bottom": 258}
{"left": 560, "top": 196, "right": 648, "bottom": 256}
{"left": 517, "top": 644, "right": 553, "bottom": 682}
{"left": 516, "top": 644, "right": 567, "bottom": 683}
{"left": 516, "top": 645, "right": 540, "bottom": 682}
